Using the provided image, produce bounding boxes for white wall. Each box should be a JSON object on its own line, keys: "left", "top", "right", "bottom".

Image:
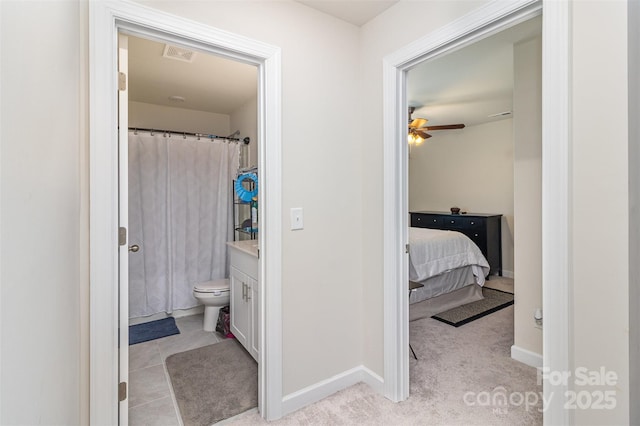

{"left": 0, "top": 1, "right": 88, "bottom": 424}
{"left": 359, "top": 0, "right": 492, "bottom": 377}
{"left": 408, "top": 119, "right": 514, "bottom": 275}
{"left": 129, "top": 101, "right": 231, "bottom": 135}
{"left": 230, "top": 96, "right": 258, "bottom": 169}
{"left": 512, "top": 36, "right": 542, "bottom": 358}
{"left": 629, "top": 1, "right": 640, "bottom": 422}
{"left": 135, "top": 0, "right": 364, "bottom": 396}
{"left": 571, "top": 2, "right": 629, "bottom": 423}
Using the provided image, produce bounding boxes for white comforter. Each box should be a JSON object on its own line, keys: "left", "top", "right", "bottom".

{"left": 408, "top": 227, "right": 490, "bottom": 285}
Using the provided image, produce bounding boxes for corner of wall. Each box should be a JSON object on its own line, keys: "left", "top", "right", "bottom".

{"left": 628, "top": 0, "right": 640, "bottom": 422}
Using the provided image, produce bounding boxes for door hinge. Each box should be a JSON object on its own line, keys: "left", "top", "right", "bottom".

{"left": 405, "top": 244, "right": 410, "bottom": 254}
{"left": 119, "top": 227, "right": 127, "bottom": 246}
{"left": 118, "top": 72, "right": 127, "bottom": 91}
{"left": 119, "top": 382, "right": 127, "bottom": 402}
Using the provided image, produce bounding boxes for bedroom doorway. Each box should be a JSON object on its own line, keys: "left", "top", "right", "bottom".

{"left": 404, "top": 16, "right": 542, "bottom": 413}
{"left": 405, "top": 14, "right": 542, "bottom": 345}
{"left": 382, "top": 1, "right": 574, "bottom": 421}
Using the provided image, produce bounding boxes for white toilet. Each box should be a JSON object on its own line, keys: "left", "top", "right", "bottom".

{"left": 193, "top": 278, "right": 230, "bottom": 332}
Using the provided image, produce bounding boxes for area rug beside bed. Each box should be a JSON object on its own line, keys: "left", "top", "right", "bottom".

{"left": 165, "top": 339, "right": 257, "bottom": 426}
{"left": 430, "top": 287, "right": 514, "bottom": 327}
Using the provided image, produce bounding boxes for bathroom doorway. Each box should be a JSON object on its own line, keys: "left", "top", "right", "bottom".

{"left": 89, "top": 2, "right": 283, "bottom": 423}
{"left": 122, "top": 32, "right": 259, "bottom": 424}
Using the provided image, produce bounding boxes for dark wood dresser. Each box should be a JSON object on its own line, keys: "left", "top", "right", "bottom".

{"left": 410, "top": 211, "right": 502, "bottom": 276}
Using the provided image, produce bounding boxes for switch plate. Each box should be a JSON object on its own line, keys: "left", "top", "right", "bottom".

{"left": 290, "top": 207, "right": 303, "bottom": 230}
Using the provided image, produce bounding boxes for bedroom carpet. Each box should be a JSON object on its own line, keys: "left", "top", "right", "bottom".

{"left": 431, "top": 287, "right": 514, "bottom": 327}
{"left": 165, "top": 339, "right": 257, "bottom": 426}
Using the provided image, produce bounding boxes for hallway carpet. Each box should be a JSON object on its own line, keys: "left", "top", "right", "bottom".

{"left": 225, "top": 305, "right": 542, "bottom": 425}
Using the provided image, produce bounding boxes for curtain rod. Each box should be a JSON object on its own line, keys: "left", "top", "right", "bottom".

{"left": 128, "top": 127, "right": 250, "bottom": 144}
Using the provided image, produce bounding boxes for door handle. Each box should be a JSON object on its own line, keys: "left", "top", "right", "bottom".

{"left": 129, "top": 244, "right": 140, "bottom": 253}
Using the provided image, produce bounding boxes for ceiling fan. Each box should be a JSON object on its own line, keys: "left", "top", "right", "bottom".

{"left": 408, "top": 106, "right": 465, "bottom": 144}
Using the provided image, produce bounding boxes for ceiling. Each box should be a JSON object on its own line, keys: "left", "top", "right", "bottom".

{"left": 128, "top": 36, "right": 257, "bottom": 115}
{"left": 295, "top": 0, "right": 399, "bottom": 26}
{"left": 127, "top": 10, "right": 541, "bottom": 130}
{"left": 407, "top": 16, "right": 542, "bottom": 128}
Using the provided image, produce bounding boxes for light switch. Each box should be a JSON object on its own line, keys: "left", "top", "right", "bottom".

{"left": 290, "top": 207, "right": 303, "bottom": 230}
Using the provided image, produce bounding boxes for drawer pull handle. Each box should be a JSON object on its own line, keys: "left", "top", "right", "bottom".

{"left": 433, "top": 219, "right": 437, "bottom": 222}
{"left": 471, "top": 221, "right": 475, "bottom": 225}
{"left": 474, "top": 233, "right": 479, "bottom": 237}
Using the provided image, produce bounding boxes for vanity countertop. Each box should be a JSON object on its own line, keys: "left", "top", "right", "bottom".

{"left": 227, "top": 240, "right": 259, "bottom": 258}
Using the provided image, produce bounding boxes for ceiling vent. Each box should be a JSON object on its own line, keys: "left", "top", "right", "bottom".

{"left": 163, "top": 45, "right": 196, "bottom": 63}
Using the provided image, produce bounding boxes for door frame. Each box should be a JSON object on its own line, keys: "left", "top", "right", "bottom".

{"left": 89, "top": 1, "right": 283, "bottom": 423}
{"left": 382, "top": 0, "right": 571, "bottom": 423}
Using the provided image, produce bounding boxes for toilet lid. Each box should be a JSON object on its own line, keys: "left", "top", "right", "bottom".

{"left": 194, "top": 279, "right": 230, "bottom": 292}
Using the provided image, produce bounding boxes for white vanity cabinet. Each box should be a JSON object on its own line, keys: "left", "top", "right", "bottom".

{"left": 228, "top": 241, "right": 259, "bottom": 362}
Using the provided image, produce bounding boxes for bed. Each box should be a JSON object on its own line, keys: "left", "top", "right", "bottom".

{"left": 408, "top": 227, "right": 490, "bottom": 320}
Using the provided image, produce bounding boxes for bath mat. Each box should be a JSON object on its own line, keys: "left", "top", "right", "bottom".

{"left": 166, "top": 339, "right": 257, "bottom": 426}
{"left": 129, "top": 317, "right": 180, "bottom": 345}
{"left": 432, "top": 287, "right": 514, "bottom": 327}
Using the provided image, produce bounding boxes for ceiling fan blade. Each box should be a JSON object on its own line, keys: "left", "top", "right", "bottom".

{"left": 410, "top": 118, "right": 428, "bottom": 129}
{"left": 415, "top": 130, "right": 431, "bottom": 139}
{"left": 425, "top": 124, "right": 465, "bottom": 130}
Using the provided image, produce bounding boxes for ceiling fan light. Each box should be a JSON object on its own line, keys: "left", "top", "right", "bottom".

{"left": 408, "top": 132, "right": 424, "bottom": 145}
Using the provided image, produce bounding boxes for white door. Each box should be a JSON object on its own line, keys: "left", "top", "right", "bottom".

{"left": 118, "top": 33, "right": 130, "bottom": 426}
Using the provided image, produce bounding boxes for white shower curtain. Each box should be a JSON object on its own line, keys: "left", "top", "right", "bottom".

{"left": 128, "top": 131, "right": 239, "bottom": 318}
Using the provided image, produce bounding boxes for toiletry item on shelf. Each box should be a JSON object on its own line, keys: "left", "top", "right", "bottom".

{"left": 251, "top": 197, "right": 258, "bottom": 229}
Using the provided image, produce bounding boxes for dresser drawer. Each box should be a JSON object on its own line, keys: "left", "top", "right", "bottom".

{"left": 411, "top": 214, "right": 443, "bottom": 228}
{"left": 467, "top": 230, "right": 486, "bottom": 250}
{"left": 443, "top": 216, "right": 465, "bottom": 229}
{"left": 464, "top": 217, "right": 484, "bottom": 229}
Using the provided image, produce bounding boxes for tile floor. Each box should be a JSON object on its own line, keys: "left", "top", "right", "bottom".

{"left": 128, "top": 314, "right": 223, "bottom": 425}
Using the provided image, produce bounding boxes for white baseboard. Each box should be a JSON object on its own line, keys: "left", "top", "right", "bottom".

{"left": 511, "top": 345, "right": 543, "bottom": 368}
{"left": 129, "top": 305, "right": 204, "bottom": 325}
{"left": 282, "top": 365, "right": 384, "bottom": 416}
{"left": 502, "top": 269, "right": 514, "bottom": 279}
